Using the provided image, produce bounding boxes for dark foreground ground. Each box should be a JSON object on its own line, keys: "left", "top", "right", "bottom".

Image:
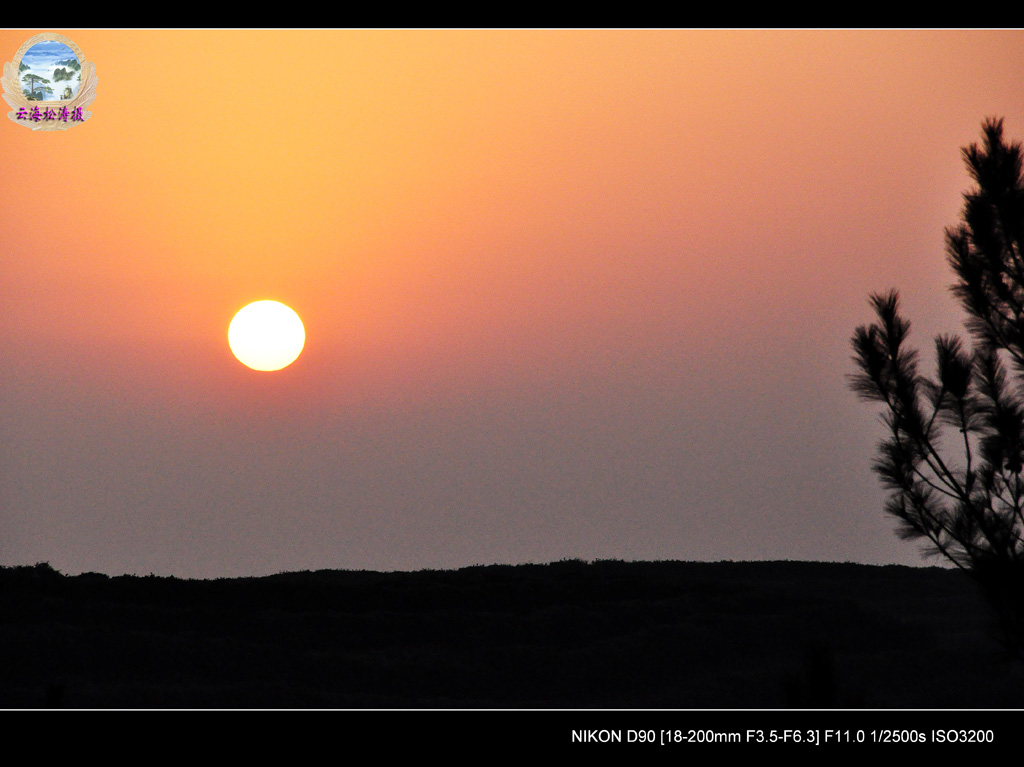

{"left": 2, "top": 559, "right": 1022, "bottom": 709}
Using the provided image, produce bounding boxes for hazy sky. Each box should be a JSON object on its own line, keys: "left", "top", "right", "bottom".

{"left": 4, "top": 29, "right": 1024, "bottom": 578}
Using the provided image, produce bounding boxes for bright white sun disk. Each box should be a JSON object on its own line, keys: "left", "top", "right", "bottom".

{"left": 228, "top": 300, "right": 305, "bottom": 371}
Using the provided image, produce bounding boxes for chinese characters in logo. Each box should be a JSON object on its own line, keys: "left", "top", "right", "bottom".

{"left": 14, "top": 105, "right": 84, "bottom": 123}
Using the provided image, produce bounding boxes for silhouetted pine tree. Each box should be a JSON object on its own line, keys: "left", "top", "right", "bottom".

{"left": 851, "top": 118, "right": 1024, "bottom": 654}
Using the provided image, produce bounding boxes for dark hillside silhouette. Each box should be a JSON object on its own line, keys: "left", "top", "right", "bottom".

{"left": 2, "top": 559, "right": 1021, "bottom": 708}
{"left": 852, "top": 118, "right": 1024, "bottom": 653}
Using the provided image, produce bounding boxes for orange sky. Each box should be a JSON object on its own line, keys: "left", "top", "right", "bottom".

{"left": 5, "top": 30, "right": 1024, "bottom": 577}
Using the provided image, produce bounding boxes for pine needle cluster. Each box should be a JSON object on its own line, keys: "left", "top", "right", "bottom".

{"left": 851, "top": 118, "right": 1024, "bottom": 652}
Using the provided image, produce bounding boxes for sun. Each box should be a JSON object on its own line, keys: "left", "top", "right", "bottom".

{"left": 228, "top": 300, "right": 305, "bottom": 371}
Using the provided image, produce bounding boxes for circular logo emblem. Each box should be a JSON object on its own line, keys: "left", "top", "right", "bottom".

{"left": 3, "top": 33, "right": 97, "bottom": 131}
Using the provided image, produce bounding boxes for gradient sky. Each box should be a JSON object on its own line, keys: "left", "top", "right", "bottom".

{"left": 4, "top": 29, "right": 1024, "bottom": 578}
